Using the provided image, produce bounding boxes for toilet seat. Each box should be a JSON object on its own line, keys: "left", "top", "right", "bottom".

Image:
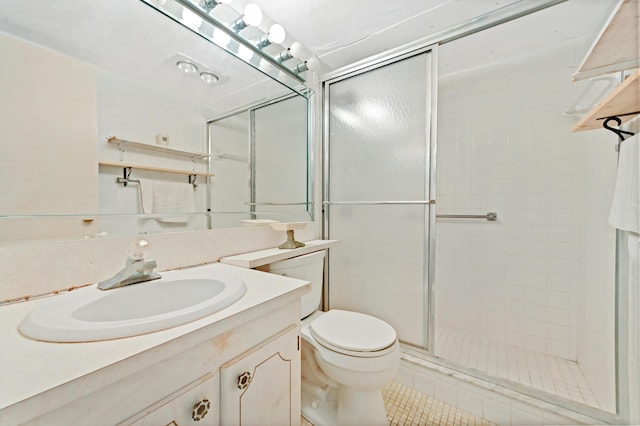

{"left": 308, "top": 310, "right": 397, "bottom": 358}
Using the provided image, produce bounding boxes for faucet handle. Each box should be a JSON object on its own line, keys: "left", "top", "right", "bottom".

{"left": 128, "top": 238, "right": 151, "bottom": 261}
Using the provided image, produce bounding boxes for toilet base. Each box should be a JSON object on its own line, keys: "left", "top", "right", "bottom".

{"left": 301, "top": 381, "right": 388, "bottom": 426}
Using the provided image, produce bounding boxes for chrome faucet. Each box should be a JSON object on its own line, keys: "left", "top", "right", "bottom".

{"left": 98, "top": 239, "right": 161, "bottom": 290}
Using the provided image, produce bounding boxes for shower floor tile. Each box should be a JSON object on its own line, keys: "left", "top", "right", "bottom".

{"left": 300, "top": 382, "right": 493, "bottom": 426}
{"left": 434, "top": 328, "right": 600, "bottom": 409}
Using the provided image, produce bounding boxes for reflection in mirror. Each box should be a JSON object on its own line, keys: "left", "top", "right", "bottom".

{"left": 209, "top": 95, "right": 309, "bottom": 228}
{"left": 0, "top": 0, "right": 310, "bottom": 245}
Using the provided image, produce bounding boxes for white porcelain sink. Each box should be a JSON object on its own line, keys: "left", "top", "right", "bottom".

{"left": 19, "top": 269, "right": 246, "bottom": 342}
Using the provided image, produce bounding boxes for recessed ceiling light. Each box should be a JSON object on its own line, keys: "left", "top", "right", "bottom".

{"left": 200, "top": 72, "right": 219, "bottom": 85}
{"left": 176, "top": 60, "right": 198, "bottom": 75}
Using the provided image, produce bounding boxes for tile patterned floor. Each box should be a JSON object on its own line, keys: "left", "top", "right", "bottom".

{"left": 434, "top": 328, "right": 600, "bottom": 408}
{"left": 301, "top": 382, "right": 493, "bottom": 426}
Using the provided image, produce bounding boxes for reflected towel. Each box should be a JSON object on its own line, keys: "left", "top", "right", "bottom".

{"left": 609, "top": 133, "right": 639, "bottom": 234}
{"left": 140, "top": 179, "right": 195, "bottom": 223}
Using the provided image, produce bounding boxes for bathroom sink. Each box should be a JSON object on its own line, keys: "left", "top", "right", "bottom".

{"left": 19, "top": 270, "right": 246, "bottom": 342}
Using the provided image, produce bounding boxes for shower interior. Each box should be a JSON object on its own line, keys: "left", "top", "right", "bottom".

{"left": 325, "top": 0, "right": 620, "bottom": 417}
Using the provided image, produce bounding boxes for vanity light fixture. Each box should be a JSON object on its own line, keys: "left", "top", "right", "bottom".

{"left": 294, "top": 56, "right": 320, "bottom": 73}
{"left": 199, "top": 0, "right": 231, "bottom": 12}
{"left": 256, "top": 24, "right": 286, "bottom": 49}
{"left": 230, "top": 3, "right": 262, "bottom": 32}
{"left": 199, "top": 71, "right": 219, "bottom": 85}
{"left": 176, "top": 60, "right": 199, "bottom": 74}
{"left": 276, "top": 41, "right": 303, "bottom": 63}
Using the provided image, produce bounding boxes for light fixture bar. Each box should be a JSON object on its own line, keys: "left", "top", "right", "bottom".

{"left": 173, "top": 0, "right": 306, "bottom": 84}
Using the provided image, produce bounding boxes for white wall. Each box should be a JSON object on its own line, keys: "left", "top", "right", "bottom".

{"left": 0, "top": 32, "right": 99, "bottom": 242}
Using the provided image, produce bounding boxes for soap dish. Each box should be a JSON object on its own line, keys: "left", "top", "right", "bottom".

{"left": 270, "top": 222, "right": 310, "bottom": 249}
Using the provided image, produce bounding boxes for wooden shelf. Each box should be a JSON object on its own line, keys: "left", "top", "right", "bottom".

{"left": 98, "top": 161, "right": 214, "bottom": 177}
{"left": 220, "top": 240, "right": 339, "bottom": 269}
{"left": 573, "top": 0, "right": 639, "bottom": 81}
{"left": 107, "top": 137, "right": 209, "bottom": 159}
{"left": 573, "top": 69, "right": 640, "bottom": 131}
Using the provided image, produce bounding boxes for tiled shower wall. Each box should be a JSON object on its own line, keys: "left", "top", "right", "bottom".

{"left": 435, "top": 31, "right": 617, "bottom": 410}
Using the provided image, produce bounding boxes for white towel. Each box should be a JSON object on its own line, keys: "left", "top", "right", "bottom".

{"left": 140, "top": 179, "right": 195, "bottom": 224}
{"left": 609, "top": 133, "right": 640, "bottom": 234}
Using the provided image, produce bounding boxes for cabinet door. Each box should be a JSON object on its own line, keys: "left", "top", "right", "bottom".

{"left": 220, "top": 325, "right": 300, "bottom": 426}
{"left": 126, "top": 373, "right": 218, "bottom": 426}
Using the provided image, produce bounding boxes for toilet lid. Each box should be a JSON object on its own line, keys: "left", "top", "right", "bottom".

{"left": 309, "top": 310, "right": 397, "bottom": 353}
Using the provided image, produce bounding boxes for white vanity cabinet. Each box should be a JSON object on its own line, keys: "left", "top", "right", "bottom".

{"left": 220, "top": 325, "right": 300, "bottom": 426}
{"left": 0, "top": 264, "right": 308, "bottom": 426}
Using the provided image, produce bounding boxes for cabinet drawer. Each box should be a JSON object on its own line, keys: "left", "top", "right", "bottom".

{"left": 126, "top": 373, "right": 219, "bottom": 426}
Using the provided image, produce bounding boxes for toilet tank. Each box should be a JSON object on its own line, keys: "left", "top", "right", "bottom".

{"left": 257, "top": 250, "right": 325, "bottom": 319}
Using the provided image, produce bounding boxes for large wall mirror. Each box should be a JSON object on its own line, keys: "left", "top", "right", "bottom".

{"left": 0, "top": 0, "right": 311, "bottom": 245}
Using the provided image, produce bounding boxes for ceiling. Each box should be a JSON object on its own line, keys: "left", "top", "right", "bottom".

{"left": 0, "top": 0, "right": 615, "bottom": 115}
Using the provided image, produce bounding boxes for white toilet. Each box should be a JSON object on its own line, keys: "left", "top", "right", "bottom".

{"left": 258, "top": 250, "right": 400, "bottom": 426}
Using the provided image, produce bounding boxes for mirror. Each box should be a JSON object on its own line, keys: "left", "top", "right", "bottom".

{"left": 0, "top": 0, "right": 311, "bottom": 245}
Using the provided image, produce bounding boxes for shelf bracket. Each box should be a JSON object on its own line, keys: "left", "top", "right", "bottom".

{"left": 189, "top": 174, "right": 198, "bottom": 188}
{"left": 115, "top": 167, "right": 138, "bottom": 187}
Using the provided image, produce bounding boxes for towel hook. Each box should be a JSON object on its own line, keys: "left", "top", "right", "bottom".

{"left": 601, "top": 116, "right": 635, "bottom": 149}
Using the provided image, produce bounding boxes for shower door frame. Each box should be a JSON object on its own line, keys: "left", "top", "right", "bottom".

{"left": 319, "top": 1, "right": 624, "bottom": 423}
{"left": 321, "top": 44, "right": 439, "bottom": 351}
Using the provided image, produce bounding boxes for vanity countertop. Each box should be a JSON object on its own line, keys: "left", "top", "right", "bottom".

{"left": 0, "top": 262, "right": 309, "bottom": 415}
{"left": 220, "top": 239, "right": 339, "bottom": 268}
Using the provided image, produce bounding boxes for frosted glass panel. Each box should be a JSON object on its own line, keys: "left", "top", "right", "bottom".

{"left": 254, "top": 96, "right": 308, "bottom": 217}
{"left": 328, "top": 205, "right": 425, "bottom": 346}
{"left": 326, "top": 52, "right": 432, "bottom": 348}
{"left": 329, "top": 54, "right": 428, "bottom": 202}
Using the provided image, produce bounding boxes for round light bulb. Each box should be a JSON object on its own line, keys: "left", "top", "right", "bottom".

{"left": 238, "top": 45, "right": 254, "bottom": 61}
{"left": 181, "top": 8, "right": 202, "bottom": 30}
{"left": 213, "top": 28, "right": 231, "bottom": 46}
{"left": 267, "top": 24, "right": 286, "bottom": 44}
{"left": 288, "top": 41, "right": 303, "bottom": 59}
{"left": 305, "top": 56, "right": 320, "bottom": 72}
{"left": 200, "top": 72, "right": 219, "bottom": 85}
{"left": 176, "top": 60, "right": 198, "bottom": 75}
{"left": 242, "top": 3, "right": 262, "bottom": 26}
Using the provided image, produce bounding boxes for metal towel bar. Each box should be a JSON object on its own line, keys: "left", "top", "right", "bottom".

{"left": 436, "top": 212, "right": 497, "bottom": 221}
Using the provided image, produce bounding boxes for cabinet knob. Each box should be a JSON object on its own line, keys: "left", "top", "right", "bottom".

{"left": 237, "top": 371, "right": 252, "bottom": 390}
{"left": 191, "top": 399, "right": 211, "bottom": 421}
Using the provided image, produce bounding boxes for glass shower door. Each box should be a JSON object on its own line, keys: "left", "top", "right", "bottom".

{"left": 324, "top": 50, "right": 434, "bottom": 348}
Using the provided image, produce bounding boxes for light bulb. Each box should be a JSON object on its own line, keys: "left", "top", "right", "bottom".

{"left": 243, "top": 4, "right": 262, "bottom": 26}
{"left": 181, "top": 8, "right": 202, "bottom": 30}
{"left": 238, "top": 45, "right": 254, "bottom": 61}
{"left": 213, "top": 28, "right": 231, "bottom": 46}
{"left": 288, "top": 41, "right": 303, "bottom": 59}
{"left": 200, "top": 72, "right": 219, "bottom": 85}
{"left": 177, "top": 61, "right": 198, "bottom": 75}
{"left": 267, "top": 24, "right": 286, "bottom": 44}
{"left": 305, "top": 56, "right": 320, "bottom": 71}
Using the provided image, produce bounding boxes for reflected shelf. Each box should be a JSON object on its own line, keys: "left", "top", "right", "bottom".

{"left": 107, "top": 137, "right": 210, "bottom": 160}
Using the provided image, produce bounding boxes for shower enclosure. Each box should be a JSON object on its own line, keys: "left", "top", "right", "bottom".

{"left": 323, "top": 0, "right": 619, "bottom": 419}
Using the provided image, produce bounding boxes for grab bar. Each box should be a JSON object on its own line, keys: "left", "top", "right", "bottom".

{"left": 436, "top": 212, "right": 497, "bottom": 221}
{"left": 245, "top": 202, "right": 308, "bottom": 206}
{"left": 322, "top": 200, "right": 435, "bottom": 205}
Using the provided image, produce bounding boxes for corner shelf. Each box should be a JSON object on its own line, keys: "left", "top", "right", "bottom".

{"left": 107, "top": 137, "right": 209, "bottom": 160}
{"left": 573, "top": 0, "right": 639, "bottom": 81}
{"left": 99, "top": 161, "right": 214, "bottom": 177}
{"left": 573, "top": 69, "right": 640, "bottom": 131}
{"left": 572, "top": 0, "right": 640, "bottom": 133}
